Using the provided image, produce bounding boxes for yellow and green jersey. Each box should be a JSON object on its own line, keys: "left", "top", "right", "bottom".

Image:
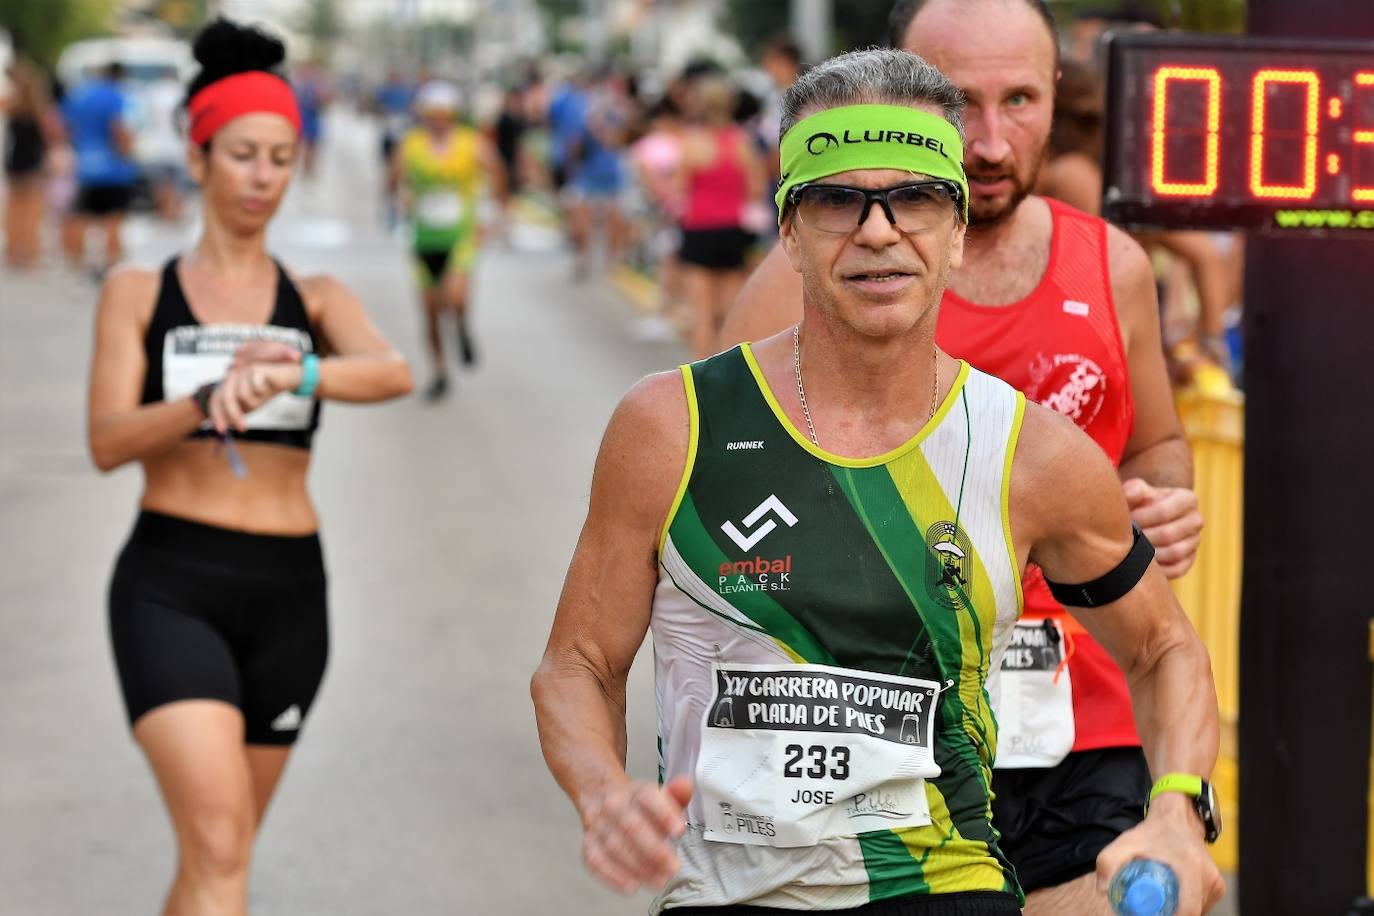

{"left": 650, "top": 344, "right": 1027, "bottom": 912}
{"left": 400, "top": 125, "right": 482, "bottom": 253}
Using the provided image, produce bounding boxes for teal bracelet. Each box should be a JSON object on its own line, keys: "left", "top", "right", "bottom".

{"left": 294, "top": 354, "right": 320, "bottom": 398}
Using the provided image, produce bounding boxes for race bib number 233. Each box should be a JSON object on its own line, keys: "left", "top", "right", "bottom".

{"left": 696, "top": 663, "right": 943, "bottom": 848}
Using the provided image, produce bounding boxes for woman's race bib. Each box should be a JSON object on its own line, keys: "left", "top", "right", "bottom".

{"left": 415, "top": 190, "right": 465, "bottom": 229}
{"left": 992, "top": 618, "right": 1075, "bottom": 769}
{"left": 696, "top": 663, "right": 942, "bottom": 849}
{"left": 162, "top": 324, "right": 314, "bottom": 431}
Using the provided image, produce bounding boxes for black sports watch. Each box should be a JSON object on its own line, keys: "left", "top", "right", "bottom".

{"left": 1148, "top": 773, "right": 1222, "bottom": 844}
{"left": 193, "top": 382, "right": 218, "bottom": 419}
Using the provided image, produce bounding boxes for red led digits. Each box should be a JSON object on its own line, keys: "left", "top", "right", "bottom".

{"left": 1250, "top": 69, "right": 1320, "bottom": 199}
{"left": 1354, "top": 72, "right": 1374, "bottom": 203}
{"left": 1151, "top": 66, "right": 1222, "bottom": 196}
{"left": 1109, "top": 37, "right": 1374, "bottom": 230}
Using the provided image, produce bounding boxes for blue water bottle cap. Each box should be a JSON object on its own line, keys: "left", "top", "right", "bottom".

{"left": 1123, "top": 879, "right": 1167, "bottom": 916}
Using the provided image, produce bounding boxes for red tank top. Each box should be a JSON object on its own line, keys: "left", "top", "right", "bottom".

{"left": 936, "top": 197, "right": 1140, "bottom": 752}
{"left": 681, "top": 126, "right": 749, "bottom": 231}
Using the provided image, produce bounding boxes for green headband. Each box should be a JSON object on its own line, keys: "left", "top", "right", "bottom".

{"left": 776, "top": 103, "right": 968, "bottom": 223}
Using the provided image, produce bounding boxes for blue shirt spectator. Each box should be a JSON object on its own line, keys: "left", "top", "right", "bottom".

{"left": 62, "top": 67, "right": 136, "bottom": 187}
{"left": 375, "top": 74, "right": 416, "bottom": 153}
{"left": 547, "top": 82, "right": 590, "bottom": 174}
{"left": 376, "top": 77, "right": 415, "bottom": 121}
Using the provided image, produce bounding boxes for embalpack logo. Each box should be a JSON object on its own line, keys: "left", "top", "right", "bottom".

{"left": 717, "top": 496, "right": 797, "bottom": 595}
{"left": 720, "top": 495, "right": 797, "bottom": 550}
{"left": 925, "top": 521, "right": 972, "bottom": 610}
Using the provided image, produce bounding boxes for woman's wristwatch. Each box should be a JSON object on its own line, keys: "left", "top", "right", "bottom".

{"left": 193, "top": 382, "right": 218, "bottom": 419}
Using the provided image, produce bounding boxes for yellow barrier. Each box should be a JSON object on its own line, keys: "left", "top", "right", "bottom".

{"left": 1169, "top": 386, "right": 1244, "bottom": 872}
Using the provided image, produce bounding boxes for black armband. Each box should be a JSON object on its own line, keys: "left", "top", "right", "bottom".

{"left": 1045, "top": 524, "right": 1155, "bottom": 608}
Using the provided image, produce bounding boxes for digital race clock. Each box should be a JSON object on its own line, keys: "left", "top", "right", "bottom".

{"left": 1102, "top": 32, "right": 1374, "bottom": 233}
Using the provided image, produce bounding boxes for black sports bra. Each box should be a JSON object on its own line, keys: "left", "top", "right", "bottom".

{"left": 140, "top": 256, "right": 322, "bottom": 449}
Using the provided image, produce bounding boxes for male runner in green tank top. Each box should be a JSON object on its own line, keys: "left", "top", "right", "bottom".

{"left": 533, "top": 49, "right": 1223, "bottom": 916}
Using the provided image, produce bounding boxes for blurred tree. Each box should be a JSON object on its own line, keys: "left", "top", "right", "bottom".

{"left": 0, "top": 0, "right": 116, "bottom": 70}
{"left": 1167, "top": 0, "right": 1245, "bottom": 32}
{"left": 533, "top": 0, "right": 584, "bottom": 54}
{"left": 724, "top": 0, "right": 892, "bottom": 61}
{"left": 1052, "top": 0, "right": 1245, "bottom": 33}
{"left": 832, "top": 2, "right": 895, "bottom": 51}
{"left": 418, "top": 21, "right": 475, "bottom": 74}
{"left": 723, "top": 0, "right": 787, "bottom": 56}
{"left": 298, "top": 0, "right": 343, "bottom": 59}
{"left": 152, "top": 0, "right": 210, "bottom": 36}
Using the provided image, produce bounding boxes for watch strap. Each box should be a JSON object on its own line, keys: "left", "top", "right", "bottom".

{"left": 1148, "top": 772, "right": 1220, "bottom": 844}
{"left": 294, "top": 353, "right": 320, "bottom": 398}
{"left": 1148, "top": 773, "right": 1204, "bottom": 805}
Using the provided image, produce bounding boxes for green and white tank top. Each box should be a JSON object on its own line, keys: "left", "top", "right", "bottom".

{"left": 651, "top": 344, "right": 1027, "bottom": 912}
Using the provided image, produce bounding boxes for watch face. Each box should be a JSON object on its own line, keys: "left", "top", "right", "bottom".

{"left": 1201, "top": 779, "right": 1222, "bottom": 843}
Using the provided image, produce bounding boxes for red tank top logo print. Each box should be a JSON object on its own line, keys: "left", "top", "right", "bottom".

{"left": 1026, "top": 351, "right": 1108, "bottom": 429}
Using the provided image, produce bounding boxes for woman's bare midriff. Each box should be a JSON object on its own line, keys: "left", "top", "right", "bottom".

{"left": 139, "top": 439, "right": 317, "bottom": 535}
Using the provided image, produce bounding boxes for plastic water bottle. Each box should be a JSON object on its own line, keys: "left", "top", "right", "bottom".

{"left": 1108, "top": 859, "right": 1179, "bottom": 916}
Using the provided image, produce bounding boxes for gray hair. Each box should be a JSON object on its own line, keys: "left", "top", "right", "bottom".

{"left": 779, "top": 47, "right": 965, "bottom": 146}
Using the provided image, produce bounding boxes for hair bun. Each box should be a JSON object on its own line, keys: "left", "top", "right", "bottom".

{"left": 192, "top": 18, "right": 286, "bottom": 77}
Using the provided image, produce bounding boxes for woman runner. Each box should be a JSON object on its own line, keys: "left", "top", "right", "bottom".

{"left": 86, "top": 20, "right": 412, "bottom": 915}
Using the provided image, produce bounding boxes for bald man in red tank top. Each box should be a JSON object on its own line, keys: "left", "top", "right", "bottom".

{"left": 718, "top": 2, "right": 1205, "bottom": 913}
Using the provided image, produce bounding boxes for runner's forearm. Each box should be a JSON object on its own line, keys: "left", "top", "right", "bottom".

{"left": 531, "top": 660, "right": 633, "bottom": 824}
{"left": 1118, "top": 434, "right": 1193, "bottom": 489}
{"left": 89, "top": 396, "right": 211, "bottom": 472}
{"left": 1124, "top": 622, "right": 1219, "bottom": 787}
{"left": 315, "top": 353, "right": 413, "bottom": 402}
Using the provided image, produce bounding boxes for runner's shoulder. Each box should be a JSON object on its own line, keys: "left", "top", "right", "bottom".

{"left": 611, "top": 370, "right": 691, "bottom": 447}
{"left": 1104, "top": 222, "right": 1154, "bottom": 302}
{"left": 292, "top": 271, "right": 356, "bottom": 322}
{"left": 1012, "top": 399, "right": 1121, "bottom": 537}
{"left": 97, "top": 263, "right": 161, "bottom": 327}
{"left": 293, "top": 271, "right": 347, "bottom": 299}
{"left": 1040, "top": 193, "right": 1150, "bottom": 287}
{"left": 593, "top": 371, "right": 693, "bottom": 524}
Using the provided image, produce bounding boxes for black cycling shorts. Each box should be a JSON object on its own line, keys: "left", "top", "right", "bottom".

{"left": 992, "top": 746, "right": 1151, "bottom": 893}
{"left": 666, "top": 892, "right": 1019, "bottom": 915}
{"left": 76, "top": 183, "right": 132, "bottom": 216}
{"left": 108, "top": 511, "right": 329, "bottom": 745}
{"left": 679, "top": 227, "right": 754, "bottom": 271}
{"left": 417, "top": 249, "right": 452, "bottom": 285}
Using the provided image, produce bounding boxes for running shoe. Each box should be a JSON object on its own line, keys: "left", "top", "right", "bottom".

{"left": 457, "top": 315, "right": 478, "bottom": 367}
{"left": 424, "top": 375, "right": 450, "bottom": 401}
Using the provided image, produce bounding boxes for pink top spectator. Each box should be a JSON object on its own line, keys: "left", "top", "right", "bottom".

{"left": 680, "top": 126, "right": 750, "bottom": 231}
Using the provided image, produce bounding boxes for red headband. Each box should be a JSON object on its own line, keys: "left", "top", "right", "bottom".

{"left": 187, "top": 71, "right": 302, "bottom": 145}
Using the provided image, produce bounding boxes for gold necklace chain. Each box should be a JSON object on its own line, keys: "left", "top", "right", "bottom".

{"left": 792, "top": 323, "right": 939, "bottom": 449}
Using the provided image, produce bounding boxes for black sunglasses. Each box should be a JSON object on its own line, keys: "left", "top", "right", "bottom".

{"left": 786, "top": 179, "right": 963, "bottom": 234}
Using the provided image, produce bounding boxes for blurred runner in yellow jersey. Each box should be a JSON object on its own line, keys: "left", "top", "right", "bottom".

{"left": 392, "top": 81, "right": 507, "bottom": 400}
